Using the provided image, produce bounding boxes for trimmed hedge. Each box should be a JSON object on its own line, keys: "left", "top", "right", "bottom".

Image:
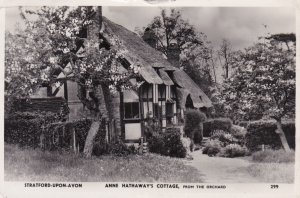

{"left": 4, "top": 111, "right": 95, "bottom": 151}
{"left": 184, "top": 109, "right": 206, "bottom": 144}
{"left": 148, "top": 128, "right": 187, "bottom": 158}
{"left": 203, "top": 118, "right": 233, "bottom": 137}
{"left": 245, "top": 120, "right": 295, "bottom": 151}
{"left": 4, "top": 111, "right": 62, "bottom": 148}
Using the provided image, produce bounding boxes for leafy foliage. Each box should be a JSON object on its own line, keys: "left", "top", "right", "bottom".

{"left": 5, "top": 6, "right": 140, "bottom": 115}
{"left": 202, "top": 139, "right": 222, "bottom": 156}
{"left": 5, "top": 111, "right": 63, "bottom": 148}
{"left": 184, "top": 109, "right": 206, "bottom": 142}
{"left": 203, "top": 118, "right": 232, "bottom": 137}
{"left": 218, "top": 144, "right": 249, "bottom": 158}
{"left": 93, "top": 140, "right": 137, "bottom": 157}
{"left": 245, "top": 120, "right": 295, "bottom": 151}
{"left": 220, "top": 34, "right": 295, "bottom": 121}
{"left": 142, "top": 8, "right": 215, "bottom": 94}
{"left": 148, "top": 128, "right": 187, "bottom": 158}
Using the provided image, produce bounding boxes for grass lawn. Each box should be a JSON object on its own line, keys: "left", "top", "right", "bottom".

{"left": 4, "top": 144, "right": 202, "bottom": 182}
{"left": 245, "top": 163, "right": 294, "bottom": 183}
{"left": 245, "top": 149, "right": 295, "bottom": 183}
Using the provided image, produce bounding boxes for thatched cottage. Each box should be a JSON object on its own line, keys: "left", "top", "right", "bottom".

{"left": 26, "top": 9, "right": 212, "bottom": 143}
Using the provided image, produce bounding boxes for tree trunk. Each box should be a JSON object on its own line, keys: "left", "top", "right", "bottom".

{"left": 83, "top": 121, "right": 101, "bottom": 157}
{"left": 275, "top": 119, "right": 291, "bottom": 152}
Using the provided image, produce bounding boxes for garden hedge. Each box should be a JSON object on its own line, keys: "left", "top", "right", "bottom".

{"left": 184, "top": 109, "right": 206, "bottom": 144}
{"left": 4, "top": 111, "right": 96, "bottom": 151}
{"left": 4, "top": 111, "right": 61, "bottom": 148}
{"left": 245, "top": 120, "right": 295, "bottom": 151}
{"left": 203, "top": 118, "right": 233, "bottom": 137}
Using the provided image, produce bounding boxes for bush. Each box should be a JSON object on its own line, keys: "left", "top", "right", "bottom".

{"left": 218, "top": 144, "right": 249, "bottom": 158}
{"left": 251, "top": 149, "right": 295, "bottom": 163}
{"left": 203, "top": 118, "right": 232, "bottom": 137}
{"left": 184, "top": 109, "right": 206, "bottom": 143}
{"left": 202, "top": 139, "right": 222, "bottom": 156}
{"left": 230, "top": 125, "right": 247, "bottom": 139}
{"left": 245, "top": 120, "right": 295, "bottom": 151}
{"left": 148, "top": 128, "right": 186, "bottom": 158}
{"left": 211, "top": 130, "right": 238, "bottom": 146}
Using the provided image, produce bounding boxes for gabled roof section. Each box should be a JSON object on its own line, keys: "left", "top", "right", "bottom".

{"left": 158, "top": 69, "right": 174, "bottom": 86}
{"left": 173, "top": 69, "right": 212, "bottom": 108}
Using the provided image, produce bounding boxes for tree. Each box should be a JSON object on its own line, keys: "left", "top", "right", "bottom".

{"left": 218, "top": 39, "right": 233, "bottom": 80}
{"left": 144, "top": 9, "right": 203, "bottom": 58}
{"left": 221, "top": 33, "right": 295, "bottom": 151}
{"left": 142, "top": 8, "right": 215, "bottom": 94}
{"left": 5, "top": 6, "right": 139, "bottom": 157}
{"left": 180, "top": 39, "right": 214, "bottom": 94}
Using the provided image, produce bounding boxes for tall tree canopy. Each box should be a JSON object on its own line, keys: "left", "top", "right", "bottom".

{"left": 220, "top": 33, "right": 295, "bottom": 151}
{"left": 142, "top": 8, "right": 215, "bottom": 94}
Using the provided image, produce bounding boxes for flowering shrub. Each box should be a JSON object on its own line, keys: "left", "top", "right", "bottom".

{"left": 218, "top": 144, "right": 249, "bottom": 158}
{"left": 230, "top": 125, "right": 247, "bottom": 139}
{"left": 211, "top": 130, "right": 238, "bottom": 146}
{"left": 203, "top": 129, "right": 248, "bottom": 158}
{"left": 203, "top": 118, "right": 232, "bottom": 137}
{"left": 202, "top": 139, "right": 222, "bottom": 156}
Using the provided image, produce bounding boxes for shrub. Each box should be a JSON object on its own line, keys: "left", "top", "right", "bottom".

{"left": 93, "top": 141, "right": 137, "bottom": 157}
{"left": 251, "top": 149, "right": 295, "bottom": 163}
{"left": 203, "top": 118, "right": 232, "bottom": 137}
{"left": 109, "top": 141, "right": 136, "bottom": 156}
{"left": 211, "top": 130, "right": 238, "bottom": 146}
{"left": 230, "top": 125, "right": 247, "bottom": 139}
{"left": 245, "top": 120, "right": 295, "bottom": 151}
{"left": 184, "top": 109, "right": 206, "bottom": 143}
{"left": 202, "top": 139, "right": 222, "bottom": 156}
{"left": 218, "top": 144, "right": 249, "bottom": 158}
{"left": 143, "top": 117, "right": 162, "bottom": 141}
{"left": 148, "top": 128, "right": 186, "bottom": 158}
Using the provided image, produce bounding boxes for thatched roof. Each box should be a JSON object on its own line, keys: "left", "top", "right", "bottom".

{"left": 173, "top": 70, "right": 212, "bottom": 108}
{"left": 102, "top": 17, "right": 212, "bottom": 108}
{"left": 158, "top": 69, "right": 174, "bottom": 86}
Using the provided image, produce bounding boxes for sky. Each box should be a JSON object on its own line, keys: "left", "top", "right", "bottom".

{"left": 5, "top": 6, "right": 296, "bottom": 51}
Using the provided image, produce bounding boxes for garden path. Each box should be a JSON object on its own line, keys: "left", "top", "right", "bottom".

{"left": 185, "top": 150, "right": 259, "bottom": 183}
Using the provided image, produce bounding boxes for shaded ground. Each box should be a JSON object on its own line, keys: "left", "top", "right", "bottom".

{"left": 4, "top": 144, "right": 203, "bottom": 182}
{"left": 186, "top": 150, "right": 260, "bottom": 183}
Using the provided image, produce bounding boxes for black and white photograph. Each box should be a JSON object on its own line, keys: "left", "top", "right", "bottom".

{"left": 1, "top": 3, "right": 297, "bottom": 196}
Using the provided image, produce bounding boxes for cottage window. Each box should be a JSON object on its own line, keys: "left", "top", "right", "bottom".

{"left": 170, "top": 85, "right": 176, "bottom": 98}
{"left": 124, "top": 102, "right": 140, "bottom": 119}
{"left": 166, "top": 103, "right": 174, "bottom": 118}
{"left": 158, "top": 84, "right": 166, "bottom": 99}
